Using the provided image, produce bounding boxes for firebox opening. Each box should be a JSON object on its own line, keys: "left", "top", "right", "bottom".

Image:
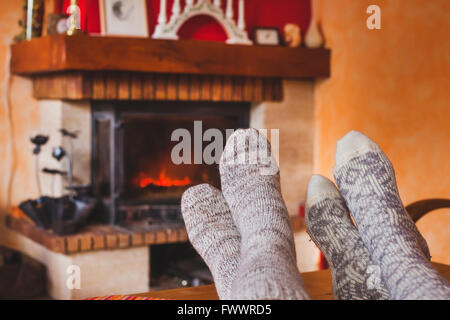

{"left": 121, "top": 114, "right": 236, "bottom": 204}
{"left": 92, "top": 101, "right": 250, "bottom": 225}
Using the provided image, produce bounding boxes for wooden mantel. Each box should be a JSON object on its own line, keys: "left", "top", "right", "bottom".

{"left": 11, "top": 34, "right": 330, "bottom": 77}
{"left": 10, "top": 35, "right": 330, "bottom": 101}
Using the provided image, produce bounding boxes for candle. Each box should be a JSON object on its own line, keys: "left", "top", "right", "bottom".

{"left": 158, "top": 0, "right": 167, "bottom": 25}
{"left": 238, "top": 0, "right": 245, "bottom": 31}
{"left": 26, "top": 0, "right": 34, "bottom": 40}
{"left": 226, "top": 0, "right": 233, "bottom": 20}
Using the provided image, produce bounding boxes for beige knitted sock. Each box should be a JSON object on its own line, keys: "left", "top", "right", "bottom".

{"left": 181, "top": 184, "right": 241, "bottom": 300}
{"left": 306, "top": 175, "right": 389, "bottom": 300}
{"left": 334, "top": 130, "right": 450, "bottom": 299}
{"left": 220, "top": 128, "right": 309, "bottom": 300}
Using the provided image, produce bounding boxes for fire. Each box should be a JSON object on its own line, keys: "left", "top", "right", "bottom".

{"left": 136, "top": 170, "right": 191, "bottom": 188}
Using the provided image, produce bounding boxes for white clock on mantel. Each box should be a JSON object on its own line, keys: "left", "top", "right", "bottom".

{"left": 254, "top": 28, "right": 281, "bottom": 46}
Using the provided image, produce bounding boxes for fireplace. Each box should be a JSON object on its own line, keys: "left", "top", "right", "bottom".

{"left": 7, "top": 34, "right": 327, "bottom": 298}
{"left": 92, "top": 101, "right": 250, "bottom": 226}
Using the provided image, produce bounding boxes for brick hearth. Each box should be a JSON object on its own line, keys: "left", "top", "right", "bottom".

{"left": 6, "top": 214, "right": 188, "bottom": 255}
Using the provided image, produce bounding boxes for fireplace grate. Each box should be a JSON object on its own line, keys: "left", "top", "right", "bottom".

{"left": 118, "top": 204, "right": 182, "bottom": 226}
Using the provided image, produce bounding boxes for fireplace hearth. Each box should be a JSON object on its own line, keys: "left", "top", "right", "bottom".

{"left": 92, "top": 101, "right": 250, "bottom": 226}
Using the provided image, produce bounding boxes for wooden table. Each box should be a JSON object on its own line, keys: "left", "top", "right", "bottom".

{"left": 135, "top": 262, "right": 450, "bottom": 300}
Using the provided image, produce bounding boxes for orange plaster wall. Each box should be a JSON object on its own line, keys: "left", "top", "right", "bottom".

{"left": 0, "top": 0, "right": 40, "bottom": 216}
{"left": 314, "top": 0, "right": 450, "bottom": 264}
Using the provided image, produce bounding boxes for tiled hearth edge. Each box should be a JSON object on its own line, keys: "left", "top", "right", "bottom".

{"left": 6, "top": 213, "right": 304, "bottom": 255}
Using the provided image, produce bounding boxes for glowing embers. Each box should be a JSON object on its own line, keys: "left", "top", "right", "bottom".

{"left": 135, "top": 170, "right": 192, "bottom": 188}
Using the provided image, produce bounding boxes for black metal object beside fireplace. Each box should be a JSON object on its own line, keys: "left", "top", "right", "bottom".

{"left": 91, "top": 101, "right": 250, "bottom": 226}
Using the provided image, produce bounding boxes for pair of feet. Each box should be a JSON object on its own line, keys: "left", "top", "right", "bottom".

{"left": 182, "top": 129, "right": 450, "bottom": 300}
{"left": 306, "top": 131, "right": 449, "bottom": 300}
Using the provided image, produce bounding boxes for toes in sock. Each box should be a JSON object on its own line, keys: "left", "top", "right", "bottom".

{"left": 334, "top": 131, "right": 450, "bottom": 299}
{"left": 220, "top": 128, "right": 309, "bottom": 300}
{"left": 181, "top": 184, "right": 241, "bottom": 300}
{"left": 306, "top": 175, "right": 389, "bottom": 300}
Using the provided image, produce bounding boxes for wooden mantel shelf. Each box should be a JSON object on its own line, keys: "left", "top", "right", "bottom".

{"left": 11, "top": 35, "right": 330, "bottom": 78}
{"left": 10, "top": 35, "right": 329, "bottom": 101}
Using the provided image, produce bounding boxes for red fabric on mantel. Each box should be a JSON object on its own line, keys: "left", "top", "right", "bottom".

{"left": 59, "top": 0, "right": 311, "bottom": 41}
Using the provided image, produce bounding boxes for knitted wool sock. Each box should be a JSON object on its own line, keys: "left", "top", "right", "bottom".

{"left": 306, "top": 174, "right": 389, "bottom": 300}
{"left": 181, "top": 184, "right": 241, "bottom": 300}
{"left": 333, "top": 131, "right": 450, "bottom": 300}
{"left": 220, "top": 128, "right": 309, "bottom": 300}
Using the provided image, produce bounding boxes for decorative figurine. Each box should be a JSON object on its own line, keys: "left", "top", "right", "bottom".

{"left": 19, "top": 129, "right": 96, "bottom": 235}
{"left": 66, "top": 0, "right": 83, "bottom": 36}
{"left": 52, "top": 146, "right": 74, "bottom": 200}
{"left": 284, "top": 23, "right": 302, "bottom": 48}
{"left": 30, "top": 134, "right": 48, "bottom": 197}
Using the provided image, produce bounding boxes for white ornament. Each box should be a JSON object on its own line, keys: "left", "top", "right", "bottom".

{"left": 304, "top": 17, "right": 324, "bottom": 49}
{"left": 237, "top": 0, "right": 245, "bottom": 31}
{"left": 171, "top": 0, "right": 181, "bottom": 22}
{"left": 305, "top": 3, "right": 324, "bottom": 49}
{"left": 152, "top": 0, "right": 252, "bottom": 45}
{"left": 157, "top": 0, "right": 167, "bottom": 25}
{"left": 226, "top": 0, "right": 233, "bottom": 20}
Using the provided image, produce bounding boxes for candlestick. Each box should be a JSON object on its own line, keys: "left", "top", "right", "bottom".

{"left": 238, "top": 0, "right": 245, "bottom": 31}
{"left": 172, "top": 0, "right": 180, "bottom": 19}
{"left": 158, "top": 0, "right": 167, "bottom": 25}
{"left": 226, "top": 0, "right": 233, "bottom": 20}
{"left": 185, "top": 0, "right": 194, "bottom": 10}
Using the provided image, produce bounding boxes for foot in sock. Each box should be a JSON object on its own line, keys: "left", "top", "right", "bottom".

{"left": 220, "top": 128, "right": 309, "bottom": 300}
{"left": 333, "top": 130, "right": 450, "bottom": 299}
{"left": 306, "top": 174, "right": 389, "bottom": 300}
{"left": 181, "top": 184, "right": 240, "bottom": 300}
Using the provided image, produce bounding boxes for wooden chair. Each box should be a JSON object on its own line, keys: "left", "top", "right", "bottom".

{"left": 406, "top": 199, "right": 450, "bottom": 222}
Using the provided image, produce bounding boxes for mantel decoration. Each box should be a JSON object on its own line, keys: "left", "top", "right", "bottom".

{"left": 99, "top": 0, "right": 149, "bottom": 37}
{"left": 152, "top": 0, "right": 252, "bottom": 45}
{"left": 66, "top": 0, "right": 83, "bottom": 36}
{"left": 18, "top": 129, "right": 96, "bottom": 236}
{"left": 14, "top": 0, "right": 44, "bottom": 42}
{"left": 284, "top": 23, "right": 302, "bottom": 48}
{"left": 304, "top": 4, "right": 324, "bottom": 49}
{"left": 253, "top": 27, "right": 281, "bottom": 46}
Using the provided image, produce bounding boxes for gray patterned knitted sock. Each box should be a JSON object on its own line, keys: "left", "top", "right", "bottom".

{"left": 220, "top": 128, "right": 309, "bottom": 300}
{"left": 306, "top": 174, "right": 389, "bottom": 300}
{"left": 333, "top": 131, "right": 450, "bottom": 300}
{"left": 181, "top": 184, "right": 241, "bottom": 300}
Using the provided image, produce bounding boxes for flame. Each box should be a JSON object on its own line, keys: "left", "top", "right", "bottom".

{"left": 136, "top": 170, "right": 191, "bottom": 188}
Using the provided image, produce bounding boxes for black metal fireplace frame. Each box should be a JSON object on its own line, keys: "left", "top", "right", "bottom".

{"left": 91, "top": 101, "right": 250, "bottom": 225}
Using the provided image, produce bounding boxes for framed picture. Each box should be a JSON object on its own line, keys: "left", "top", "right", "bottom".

{"left": 99, "top": 0, "right": 149, "bottom": 37}
{"left": 253, "top": 27, "right": 282, "bottom": 46}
